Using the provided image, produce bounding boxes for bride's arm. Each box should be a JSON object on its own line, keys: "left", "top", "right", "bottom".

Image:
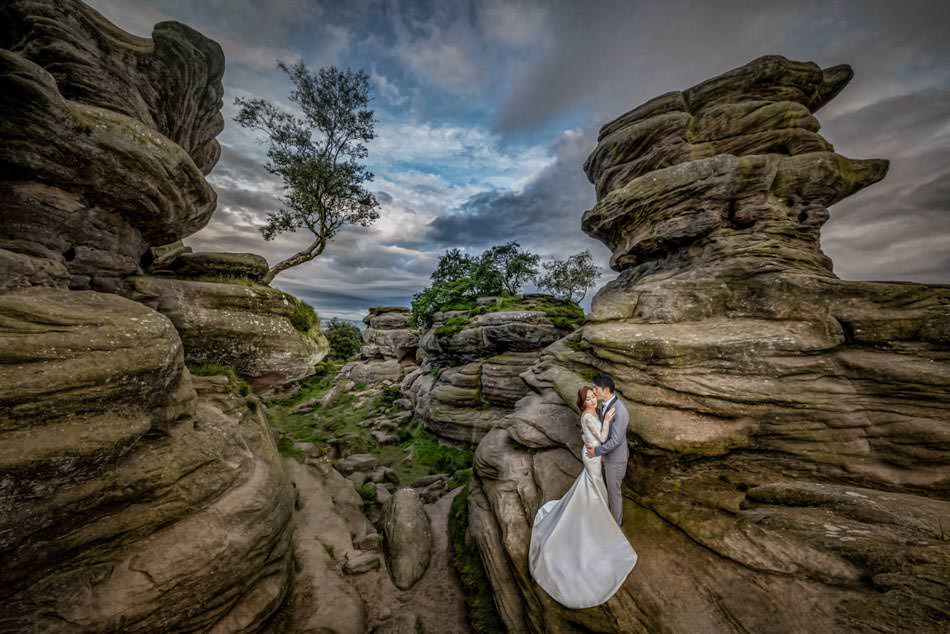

{"left": 591, "top": 409, "right": 615, "bottom": 444}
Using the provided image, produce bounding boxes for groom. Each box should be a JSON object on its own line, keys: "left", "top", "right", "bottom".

{"left": 584, "top": 374, "right": 629, "bottom": 526}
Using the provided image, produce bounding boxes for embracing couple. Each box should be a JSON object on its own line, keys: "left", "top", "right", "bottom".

{"left": 528, "top": 374, "right": 638, "bottom": 609}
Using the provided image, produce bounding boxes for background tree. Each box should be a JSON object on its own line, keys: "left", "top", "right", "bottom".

{"left": 410, "top": 243, "right": 542, "bottom": 328}
{"left": 323, "top": 318, "right": 363, "bottom": 360}
{"left": 235, "top": 61, "right": 380, "bottom": 284}
{"left": 535, "top": 250, "right": 600, "bottom": 303}
{"left": 478, "top": 241, "right": 540, "bottom": 295}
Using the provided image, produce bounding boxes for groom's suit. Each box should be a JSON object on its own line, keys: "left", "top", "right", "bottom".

{"left": 594, "top": 395, "right": 629, "bottom": 525}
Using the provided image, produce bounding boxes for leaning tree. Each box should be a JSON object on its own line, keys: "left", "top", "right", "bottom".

{"left": 235, "top": 61, "right": 380, "bottom": 284}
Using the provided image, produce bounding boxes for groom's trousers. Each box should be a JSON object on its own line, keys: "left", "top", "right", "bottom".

{"left": 603, "top": 461, "right": 626, "bottom": 525}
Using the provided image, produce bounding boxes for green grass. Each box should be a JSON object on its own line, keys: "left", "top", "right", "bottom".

{"left": 433, "top": 294, "right": 585, "bottom": 341}
{"left": 187, "top": 361, "right": 251, "bottom": 395}
{"left": 435, "top": 315, "right": 470, "bottom": 337}
{"left": 448, "top": 483, "right": 505, "bottom": 633}
{"left": 193, "top": 274, "right": 265, "bottom": 287}
{"left": 402, "top": 423, "right": 473, "bottom": 475}
{"left": 263, "top": 362, "right": 473, "bottom": 487}
{"left": 287, "top": 296, "right": 318, "bottom": 333}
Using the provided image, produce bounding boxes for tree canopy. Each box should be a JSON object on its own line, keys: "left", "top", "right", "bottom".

{"left": 535, "top": 250, "right": 600, "bottom": 303}
{"left": 410, "top": 241, "right": 541, "bottom": 328}
{"left": 234, "top": 61, "right": 380, "bottom": 284}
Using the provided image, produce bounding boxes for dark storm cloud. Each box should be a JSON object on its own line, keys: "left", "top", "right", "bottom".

{"left": 494, "top": 0, "right": 950, "bottom": 136}
{"left": 426, "top": 129, "right": 600, "bottom": 252}
{"left": 95, "top": 0, "right": 950, "bottom": 319}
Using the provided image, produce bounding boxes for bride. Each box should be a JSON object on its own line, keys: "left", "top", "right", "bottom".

{"left": 528, "top": 386, "right": 638, "bottom": 609}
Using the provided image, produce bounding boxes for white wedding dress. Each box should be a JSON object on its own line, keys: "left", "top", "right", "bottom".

{"left": 528, "top": 412, "right": 638, "bottom": 609}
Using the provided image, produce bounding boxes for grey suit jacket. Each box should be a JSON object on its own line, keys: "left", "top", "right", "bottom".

{"left": 594, "top": 396, "right": 630, "bottom": 464}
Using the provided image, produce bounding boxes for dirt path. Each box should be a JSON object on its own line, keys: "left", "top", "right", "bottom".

{"left": 273, "top": 457, "right": 472, "bottom": 633}
{"left": 350, "top": 486, "right": 472, "bottom": 633}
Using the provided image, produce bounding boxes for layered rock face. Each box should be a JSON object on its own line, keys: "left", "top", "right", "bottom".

{"left": 341, "top": 307, "right": 419, "bottom": 384}
{"left": 0, "top": 2, "right": 299, "bottom": 630}
{"left": 403, "top": 297, "right": 581, "bottom": 445}
{"left": 122, "top": 275, "right": 328, "bottom": 392}
{"left": 0, "top": 290, "right": 294, "bottom": 632}
{"left": 470, "top": 55, "right": 950, "bottom": 633}
{"left": 0, "top": 0, "right": 224, "bottom": 292}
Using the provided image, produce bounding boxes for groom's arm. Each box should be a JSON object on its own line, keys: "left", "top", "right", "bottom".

{"left": 594, "top": 402, "right": 628, "bottom": 456}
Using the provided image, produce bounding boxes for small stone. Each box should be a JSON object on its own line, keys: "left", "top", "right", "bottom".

{"left": 411, "top": 473, "right": 447, "bottom": 488}
{"left": 343, "top": 550, "right": 380, "bottom": 575}
{"left": 371, "top": 431, "right": 398, "bottom": 445}
{"left": 334, "top": 453, "right": 380, "bottom": 475}
{"left": 356, "top": 531, "right": 383, "bottom": 551}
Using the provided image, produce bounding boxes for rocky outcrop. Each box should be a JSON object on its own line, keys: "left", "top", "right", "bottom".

{"left": 0, "top": 2, "right": 311, "bottom": 630}
{"left": 147, "top": 246, "right": 270, "bottom": 282}
{"left": 341, "top": 307, "right": 420, "bottom": 384}
{"left": 402, "top": 296, "right": 582, "bottom": 445}
{"left": 279, "top": 458, "right": 471, "bottom": 633}
{"left": 0, "top": 288, "right": 294, "bottom": 632}
{"left": 470, "top": 55, "right": 950, "bottom": 633}
{"left": 0, "top": 0, "right": 225, "bottom": 173}
{"left": 121, "top": 275, "right": 328, "bottom": 391}
{"left": 0, "top": 0, "right": 223, "bottom": 292}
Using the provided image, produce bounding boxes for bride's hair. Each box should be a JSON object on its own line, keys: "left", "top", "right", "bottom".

{"left": 576, "top": 386, "right": 594, "bottom": 410}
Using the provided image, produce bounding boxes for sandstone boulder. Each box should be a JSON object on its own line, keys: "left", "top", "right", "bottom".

{"left": 469, "top": 55, "right": 950, "bottom": 633}
{"left": 0, "top": 0, "right": 225, "bottom": 172}
{"left": 121, "top": 275, "right": 329, "bottom": 391}
{"left": 382, "top": 488, "right": 432, "bottom": 590}
{"left": 149, "top": 250, "right": 269, "bottom": 281}
{"left": 0, "top": 5, "right": 222, "bottom": 291}
{"left": 0, "top": 288, "right": 295, "bottom": 632}
{"left": 340, "top": 306, "right": 420, "bottom": 384}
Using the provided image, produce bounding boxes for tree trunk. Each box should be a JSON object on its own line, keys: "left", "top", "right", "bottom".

{"left": 261, "top": 234, "right": 326, "bottom": 285}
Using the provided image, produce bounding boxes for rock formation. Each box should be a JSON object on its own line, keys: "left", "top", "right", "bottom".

{"left": 0, "top": 1, "right": 310, "bottom": 630}
{"left": 341, "top": 307, "right": 420, "bottom": 384}
{"left": 382, "top": 488, "right": 432, "bottom": 590}
{"left": 0, "top": 0, "right": 223, "bottom": 292}
{"left": 469, "top": 55, "right": 950, "bottom": 633}
{"left": 0, "top": 290, "right": 294, "bottom": 632}
{"left": 403, "top": 296, "right": 584, "bottom": 445}
{"left": 121, "top": 275, "right": 328, "bottom": 392}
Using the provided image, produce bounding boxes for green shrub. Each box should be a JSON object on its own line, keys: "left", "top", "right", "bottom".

{"left": 378, "top": 383, "right": 402, "bottom": 407}
{"left": 357, "top": 483, "right": 377, "bottom": 503}
{"left": 323, "top": 318, "right": 363, "bottom": 360}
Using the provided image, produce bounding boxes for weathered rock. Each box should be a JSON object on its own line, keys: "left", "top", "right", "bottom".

{"left": 0, "top": 19, "right": 220, "bottom": 290}
{"left": 335, "top": 453, "right": 380, "bottom": 476}
{"left": 283, "top": 459, "right": 370, "bottom": 633}
{"left": 382, "top": 488, "right": 432, "bottom": 590}
{"left": 470, "top": 55, "right": 950, "bottom": 633}
{"left": 120, "top": 275, "right": 329, "bottom": 390}
{"left": 341, "top": 358, "right": 407, "bottom": 384}
{"left": 0, "top": 288, "right": 294, "bottom": 632}
{"left": 356, "top": 531, "right": 383, "bottom": 552}
{"left": 0, "top": 0, "right": 225, "bottom": 172}
{"left": 341, "top": 307, "right": 420, "bottom": 384}
{"left": 344, "top": 550, "right": 381, "bottom": 575}
{"left": 372, "top": 612, "right": 423, "bottom": 634}
{"left": 371, "top": 430, "right": 399, "bottom": 445}
{"left": 0, "top": 248, "right": 71, "bottom": 291}
{"left": 481, "top": 351, "right": 540, "bottom": 406}
{"left": 149, "top": 251, "right": 269, "bottom": 281}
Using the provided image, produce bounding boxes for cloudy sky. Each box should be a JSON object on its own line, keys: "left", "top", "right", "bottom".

{"left": 89, "top": 0, "right": 950, "bottom": 321}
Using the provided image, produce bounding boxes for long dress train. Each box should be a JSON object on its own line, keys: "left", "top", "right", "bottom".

{"left": 528, "top": 412, "right": 638, "bottom": 609}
